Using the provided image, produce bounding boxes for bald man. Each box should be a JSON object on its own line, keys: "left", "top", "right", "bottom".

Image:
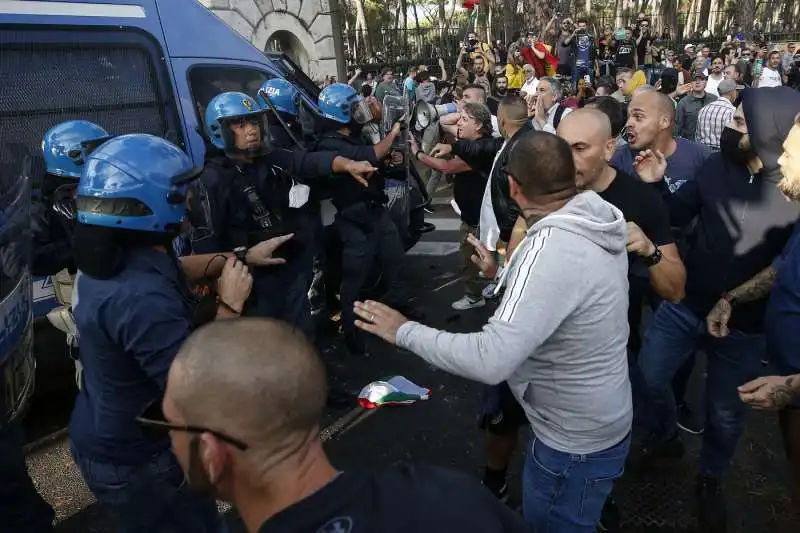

{"left": 158, "top": 319, "right": 532, "bottom": 533}
{"left": 608, "top": 89, "right": 711, "bottom": 436}
{"left": 612, "top": 90, "right": 710, "bottom": 196}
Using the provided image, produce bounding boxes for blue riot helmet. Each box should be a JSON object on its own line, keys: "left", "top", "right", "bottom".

{"left": 76, "top": 134, "right": 207, "bottom": 235}
{"left": 42, "top": 120, "right": 112, "bottom": 178}
{"left": 204, "top": 91, "right": 271, "bottom": 158}
{"left": 318, "top": 83, "right": 373, "bottom": 125}
{"left": 257, "top": 78, "right": 299, "bottom": 116}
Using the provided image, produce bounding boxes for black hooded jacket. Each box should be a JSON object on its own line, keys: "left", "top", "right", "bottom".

{"left": 669, "top": 87, "right": 800, "bottom": 332}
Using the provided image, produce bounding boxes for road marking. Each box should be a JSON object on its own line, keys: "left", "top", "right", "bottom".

{"left": 426, "top": 217, "right": 461, "bottom": 232}
{"left": 432, "top": 276, "right": 465, "bottom": 292}
{"left": 406, "top": 242, "right": 459, "bottom": 257}
{"left": 431, "top": 196, "right": 452, "bottom": 206}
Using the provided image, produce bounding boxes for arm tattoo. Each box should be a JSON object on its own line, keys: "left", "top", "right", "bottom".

{"left": 771, "top": 376, "right": 797, "bottom": 410}
{"left": 729, "top": 266, "right": 776, "bottom": 304}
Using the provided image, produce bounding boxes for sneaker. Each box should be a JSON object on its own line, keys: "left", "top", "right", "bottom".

{"left": 597, "top": 496, "right": 621, "bottom": 532}
{"left": 696, "top": 475, "right": 727, "bottom": 533}
{"left": 677, "top": 402, "right": 705, "bottom": 435}
{"left": 452, "top": 295, "right": 486, "bottom": 310}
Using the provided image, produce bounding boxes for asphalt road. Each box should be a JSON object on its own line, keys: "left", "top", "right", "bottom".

{"left": 22, "top": 192, "right": 799, "bottom": 533}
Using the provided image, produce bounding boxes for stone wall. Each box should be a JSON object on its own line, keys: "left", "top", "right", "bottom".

{"left": 200, "top": 0, "right": 338, "bottom": 80}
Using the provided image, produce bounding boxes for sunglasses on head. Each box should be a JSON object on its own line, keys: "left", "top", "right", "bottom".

{"left": 135, "top": 400, "right": 249, "bottom": 451}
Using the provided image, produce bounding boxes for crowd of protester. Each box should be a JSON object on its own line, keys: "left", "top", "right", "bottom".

{"left": 338, "top": 12, "right": 800, "bottom": 533}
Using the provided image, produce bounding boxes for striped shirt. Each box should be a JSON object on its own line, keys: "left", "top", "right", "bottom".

{"left": 695, "top": 97, "right": 736, "bottom": 150}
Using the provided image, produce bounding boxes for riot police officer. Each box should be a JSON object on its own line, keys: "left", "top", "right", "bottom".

{"left": 195, "top": 91, "right": 375, "bottom": 337}
{"left": 314, "top": 83, "right": 412, "bottom": 356}
{"left": 257, "top": 77, "right": 306, "bottom": 146}
{"left": 68, "top": 133, "right": 256, "bottom": 533}
{"left": 39, "top": 120, "right": 113, "bottom": 344}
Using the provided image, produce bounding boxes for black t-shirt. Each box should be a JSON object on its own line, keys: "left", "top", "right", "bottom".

{"left": 257, "top": 466, "right": 533, "bottom": 533}
{"left": 636, "top": 35, "right": 653, "bottom": 65}
{"left": 598, "top": 169, "right": 673, "bottom": 265}
{"left": 452, "top": 134, "right": 494, "bottom": 227}
{"left": 613, "top": 40, "right": 636, "bottom": 68}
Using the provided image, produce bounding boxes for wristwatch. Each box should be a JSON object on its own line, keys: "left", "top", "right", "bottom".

{"left": 233, "top": 246, "right": 248, "bottom": 264}
{"left": 642, "top": 246, "right": 662, "bottom": 267}
{"left": 721, "top": 292, "right": 738, "bottom": 307}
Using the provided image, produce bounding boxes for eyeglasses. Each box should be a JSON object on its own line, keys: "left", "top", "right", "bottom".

{"left": 136, "top": 400, "right": 249, "bottom": 451}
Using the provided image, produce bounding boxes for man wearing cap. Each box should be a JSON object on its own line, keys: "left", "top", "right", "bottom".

{"left": 354, "top": 131, "right": 632, "bottom": 532}
{"left": 675, "top": 69, "right": 717, "bottom": 140}
{"left": 696, "top": 79, "right": 741, "bottom": 150}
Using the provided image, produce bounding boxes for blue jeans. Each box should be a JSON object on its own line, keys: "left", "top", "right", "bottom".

{"left": 70, "top": 444, "right": 226, "bottom": 533}
{"left": 638, "top": 301, "right": 765, "bottom": 477}
{"left": 0, "top": 421, "right": 54, "bottom": 533}
{"left": 572, "top": 65, "right": 594, "bottom": 91}
{"left": 522, "top": 432, "right": 631, "bottom": 532}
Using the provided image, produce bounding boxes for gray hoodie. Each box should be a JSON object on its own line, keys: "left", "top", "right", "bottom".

{"left": 397, "top": 191, "right": 632, "bottom": 454}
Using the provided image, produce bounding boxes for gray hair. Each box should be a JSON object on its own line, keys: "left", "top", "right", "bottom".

{"left": 461, "top": 102, "right": 493, "bottom": 135}
{"left": 541, "top": 77, "right": 564, "bottom": 102}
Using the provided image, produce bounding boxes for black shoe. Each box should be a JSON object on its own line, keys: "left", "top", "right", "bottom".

{"left": 482, "top": 481, "right": 509, "bottom": 503}
{"left": 677, "top": 402, "right": 705, "bottom": 435}
{"left": 641, "top": 434, "right": 685, "bottom": 461}
{"left": 697, "top": 475, "right": 727, "bottom": 533}
{"left": 414, "top": 221, "right": 436, "bottom": 234}
{"left": 597, "top": 496, "right": 621, "bottom": 532}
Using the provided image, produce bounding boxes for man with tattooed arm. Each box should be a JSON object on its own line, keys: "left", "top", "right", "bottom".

{"left": 732, "top": 111, "right": 800, "bottom": 510}
{"left": 632, "top": 87, "right": 800, "bottom": 532}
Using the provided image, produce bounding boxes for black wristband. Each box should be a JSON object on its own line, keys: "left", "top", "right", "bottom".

{"left": 216, "top": 296, "right": 242, "bottom": 315}
{"left": 642, "top": 246, "right": 662, "bottom": 267}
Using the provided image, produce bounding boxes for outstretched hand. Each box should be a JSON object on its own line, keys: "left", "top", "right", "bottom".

{"left": 353, "top": 300, "right": 409, "bottom": 345}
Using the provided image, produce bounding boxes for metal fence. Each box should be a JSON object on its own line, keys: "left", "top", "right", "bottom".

{"left": 341, "top": 8, "right": 800, "bottom": 77}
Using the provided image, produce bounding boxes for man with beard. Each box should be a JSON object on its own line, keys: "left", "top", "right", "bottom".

{"left": 632, "top": 87, "right": 800, "bottom": 532}
{"left": 705, "top": 55, "right": 725, "bottom": 96}
{"left": 488, "top": 75, "right": 508, "bottom": 115}
{"left": 157, "top": 319, "right": 533, "bottom": 533}
{"left": 738, "top": 111, "right": 800, "bottom": 513}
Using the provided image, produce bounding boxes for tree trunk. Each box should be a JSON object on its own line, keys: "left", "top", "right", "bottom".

{"left": 698, "top": 0, "right": 712, "bottom": 35}
{"left": 736, "top": 0, "right": 757, "bottom": 39}
{"left": 354, "top": 0, "right": 372, "bottom": 59}
{"left": 438, "top": 0, "right": 447, "bottom": 51}
{"left": 503, "top": 0, "right": 516, "bottom": 42}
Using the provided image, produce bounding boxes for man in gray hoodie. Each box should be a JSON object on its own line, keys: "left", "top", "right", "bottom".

{"left": 353, "top": 131, "right": 633, "bottom": 533}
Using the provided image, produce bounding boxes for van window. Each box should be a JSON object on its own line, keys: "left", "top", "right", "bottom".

{"left": 188, "top": 66, "right": 272, "bottom": 128}
{"left": 0, "top": 36, "right": 177, "bottom": 185}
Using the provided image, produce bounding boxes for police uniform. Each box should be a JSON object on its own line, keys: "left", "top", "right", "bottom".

{"left": 314, "top": 130, "right": 410, "bottom": 354}
{"left": 68, "top": 134, "right": 225, "bottom": 533}
{"left": 195, "top": 146, "right": 335, "bottom": 336}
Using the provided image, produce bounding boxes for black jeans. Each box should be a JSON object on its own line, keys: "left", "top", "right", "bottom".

{"left": 0, "top": 421, "right": 54, "bottom": 533}
{"left": 335, "top": 203, "right": 409, "bottom": 350}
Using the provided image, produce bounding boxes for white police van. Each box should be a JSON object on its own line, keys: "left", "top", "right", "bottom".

{"left": 0, "top": 0, "right": 322, "bottom": 407}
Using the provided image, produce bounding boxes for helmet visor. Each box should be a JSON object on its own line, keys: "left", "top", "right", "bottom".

{"left": 351, "top": 98, "right": 373, "bottom": 125}
{"left": 185, "top": 179, "right": 213, "bottom": 242}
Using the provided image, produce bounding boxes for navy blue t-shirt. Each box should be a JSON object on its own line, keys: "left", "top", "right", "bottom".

{"left": 611, "top": 137, "right": 711, "bottom": 194}
{"left": 766, "top": 220, "right": 800, "bottom": 375}
{"left": 70, "top": 248, "right": 191, "bottom": 464}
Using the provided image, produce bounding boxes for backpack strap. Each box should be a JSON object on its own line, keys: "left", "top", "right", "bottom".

{"left": 553, "top": 104, "right": 567, "bottom": 129}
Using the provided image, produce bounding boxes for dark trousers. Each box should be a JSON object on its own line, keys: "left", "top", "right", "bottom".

{"left": 639, "top": 302, "right": 764, "bottom": 477}
{"left": 246, "top": 265, "right": 314, "bottom": 340}
{"left": 0, "top": 421, "right": 54, "bottom": 533}
{"left": 335, "top": 203, "right": 409, "bottom": 351}
{"left": 71, "top": 444, "right": 225, "bottom": 533}
{"left": 628, "top": 275, "right": 695, "bottom": 417}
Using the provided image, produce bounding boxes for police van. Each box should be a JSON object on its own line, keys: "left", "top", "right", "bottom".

{"left": 0, "top": 0, "right": 323, "bottom": 415}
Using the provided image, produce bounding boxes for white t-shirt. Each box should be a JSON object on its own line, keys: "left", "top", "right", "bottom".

{"left": 705, "top": 74, "right": 723, "bottom": 96}
{"left": 759, "top": 67, "right": 783, "bottom": 88}
{"left": 490, "top": 115, "right": 501, "bottom": 138}
{"left": 520, "top": 77, "right": 539, "bottom": 96}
